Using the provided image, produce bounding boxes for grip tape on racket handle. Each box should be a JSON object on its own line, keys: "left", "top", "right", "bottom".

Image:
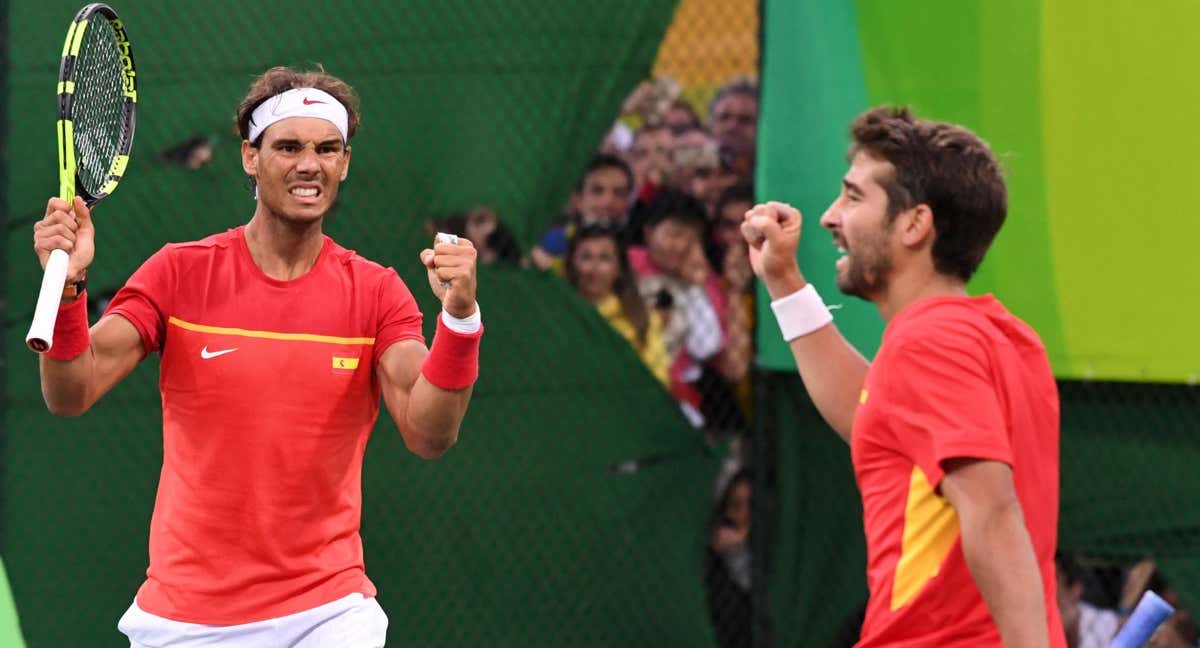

{"left": 1109, "top": 590, "right": 1175, "bottom": 648}
{"left": 26, "top": 248, "right": 72, "bottom": 353}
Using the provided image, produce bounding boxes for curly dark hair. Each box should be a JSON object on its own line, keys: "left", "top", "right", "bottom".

{"left": 848, "top": 106, "right": 1006, "bottom": 282}
{"left": 235, "top": 65, "right": 361, "bottom": 146}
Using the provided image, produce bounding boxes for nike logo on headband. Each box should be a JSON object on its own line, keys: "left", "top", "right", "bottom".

{"left": 249, "top": 88, "right": 349, "bottom": 143}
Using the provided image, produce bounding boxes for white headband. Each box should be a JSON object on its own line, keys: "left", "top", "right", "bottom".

{"left": 247, "top": 87, "right": 349, "bottom": 143}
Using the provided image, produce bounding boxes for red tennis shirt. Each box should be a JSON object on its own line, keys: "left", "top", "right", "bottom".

{"left": 850, "top": 295, "right": 1065, "bottom": 647}
{"left": 105, "top": 226, "right": 424, "bottom": 624}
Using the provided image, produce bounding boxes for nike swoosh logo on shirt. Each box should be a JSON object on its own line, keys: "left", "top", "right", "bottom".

{"left": 200, "top": 346, "right": 239, "bottom": 360}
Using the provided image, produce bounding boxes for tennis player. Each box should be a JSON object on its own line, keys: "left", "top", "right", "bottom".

{"left": 32, "top": 67, "right": 481, "bottom": 646}
{"left": 743, "top": 107, "right": 1064, "bottom": 647}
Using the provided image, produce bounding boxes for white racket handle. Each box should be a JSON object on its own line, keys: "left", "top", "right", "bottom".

{"left": 26, "top": 248, "right": 72, "bottom": 353}
{"left": 435, "top": 232, "right": 458, "bottom": 287}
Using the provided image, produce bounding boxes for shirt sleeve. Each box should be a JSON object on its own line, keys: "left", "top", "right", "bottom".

{"left": 103, "top": 245, "right": 175, "bottom": 355}
{"left": 881, "top": 327, "right": 1011, "bottom": 491}
{"left": 373, "top": 269, "right": 425, "bottom": 365}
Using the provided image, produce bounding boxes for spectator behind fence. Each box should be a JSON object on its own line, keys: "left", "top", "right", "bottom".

{"left": 668, "top": 128, "right": 733, "bottom": 216}
{"left": 707, "top": 183, "right": 756, "bottom": 413}
{"left": 669, "top": 126, "right": 720, "bottom": 196}
{"left": 708, "top": 78, "right": 759, "bottom": 183}
{"left": 711, "top": 183, "right": 756, "bottom": 274}
{"left": 620, "top": 76, "right": 681, "bottom": 129}
{"left": 531, "top": 154, "right": 635, "bottom": 272}
{"left": 462, "top": 206, "right": 522, "bottom": 266}
{"left": 1055, "top": 554, "right": 1119, "bottom": 648}
{"left": 627, "top": 124, "right": 674, "bottom": 202}
{"left": 630, "top": 124, "right": 737, "bottom": 248}
{"left": 665, "top": 98, "right": 702, "bottom": 133}
{"left": 629, "top": 189, "right": 742, "bottom": 430}
{"left": 1118, "top": 560, "right": 1198, "bottom": 648}
{"left": 565, "top": 225, "right": 669, "bottom": 386}
{"left": 601, "top": 76, "right": 683, "bottom": 157}
{"left": 669, "top": 125, "right": 740, "bottom": 219}
{"left": 705, "top": 469, "right": 753, "bottom": 648}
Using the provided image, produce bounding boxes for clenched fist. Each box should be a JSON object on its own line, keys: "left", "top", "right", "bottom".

{"left": 34, "top": 196, "right": 94, "bottom": 283}
{"left": 420, "top": 235, "right": 479, "bottom": 319}
{"left": 741, "top": 201, "right": 805, "bottom": 298}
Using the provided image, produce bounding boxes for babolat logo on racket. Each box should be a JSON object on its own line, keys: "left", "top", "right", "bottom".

{"left": 110, "top": 18, "right": 136, "bottom": 101}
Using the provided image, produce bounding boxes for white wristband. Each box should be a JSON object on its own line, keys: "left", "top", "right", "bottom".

{"left": 770, "top": 285, "right": 833, "bottom": 342}
{"left": 441, "top": 304, "right": 482, "bottom": 334}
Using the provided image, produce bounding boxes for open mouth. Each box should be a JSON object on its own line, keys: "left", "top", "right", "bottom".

{"left": 833, "top": 238, "right": 848, "bottom": 270}
{"left": 290, "top": 185, "right": 321, "bottom": 200}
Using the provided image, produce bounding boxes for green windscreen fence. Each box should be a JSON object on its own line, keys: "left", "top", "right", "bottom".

{"left": 6, "top": 0, "right": 676, "bottom": 264}
{"left": 0, "top": 1, "right": 763, "bottom": 645}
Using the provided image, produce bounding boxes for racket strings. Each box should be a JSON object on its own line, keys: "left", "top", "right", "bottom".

{"left": 72, "top": 17, "right": 126, "bottom": 195}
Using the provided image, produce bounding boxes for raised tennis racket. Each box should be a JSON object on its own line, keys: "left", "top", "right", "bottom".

{"left": 26, "top": 3, "right": 137, "bottom": 352}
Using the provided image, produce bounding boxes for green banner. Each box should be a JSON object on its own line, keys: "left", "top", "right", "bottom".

{"left": 758, "top": 0, "right": 1200, "bottom": 384}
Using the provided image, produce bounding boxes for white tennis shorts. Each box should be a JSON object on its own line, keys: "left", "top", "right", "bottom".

{"left": 117, "top": 592, "right": 388, "bottom": 647}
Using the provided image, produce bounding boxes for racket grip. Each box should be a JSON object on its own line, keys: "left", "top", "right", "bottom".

{"left": 26, "top": 248, "right": 72, "bottom": 353}
{"left": 435, "top": 232, "right": 458, "bottom": 287}
{"left": 1110, "top": 590, "right": 1175, "bottom": 648}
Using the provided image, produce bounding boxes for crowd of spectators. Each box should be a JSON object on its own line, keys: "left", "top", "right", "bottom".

{"left": 431, "top": 75, "right": 759, "bottom": 442}
{"left": 428, "top": 75, "right": 761, "bottom": 643}
{"left": 428, "top": 74, "right": 1198, "bottom": 648}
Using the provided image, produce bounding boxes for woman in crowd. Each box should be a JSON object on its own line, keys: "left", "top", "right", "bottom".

{"left": 565, "top": 225, "right": 670, "bottom": 386}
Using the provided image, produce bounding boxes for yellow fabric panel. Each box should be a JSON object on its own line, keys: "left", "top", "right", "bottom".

{"left": 653, "top": 0, "right": 758, "bottom": 94}
{"left": 596, "top": 295, "right": 670, "bottom": 387}
{"left": 891, "top": 465, "right": 960, "bottom": 610}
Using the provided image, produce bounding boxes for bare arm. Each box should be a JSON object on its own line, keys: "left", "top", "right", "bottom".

{"left": 941, "top": 458, "right": 1049, "bottom": 648}
{"left": 40, "top": 312, "right": 146, "bottom": 416}
{"left": 378, "top": 233, "right": 480, "bottom": 459}
{"left": 35, "top": 196, "right": 146, "bottom": 415}
{"left": 742, "top": 201, "right": 868, "bottom": 442}
{"left": 782, "top": 318, "right": 870, "bottom": 442}
{"left": 377, "top": 339, "right": 473, "bottom": 459}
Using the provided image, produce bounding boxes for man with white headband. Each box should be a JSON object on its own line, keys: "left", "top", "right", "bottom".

{"left": 32, "top": 66, "right": 482, "bottom": 647}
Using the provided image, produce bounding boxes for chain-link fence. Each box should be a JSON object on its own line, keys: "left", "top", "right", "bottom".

{"left": 3, "top": 0, "right": 763, "bottom": 645}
